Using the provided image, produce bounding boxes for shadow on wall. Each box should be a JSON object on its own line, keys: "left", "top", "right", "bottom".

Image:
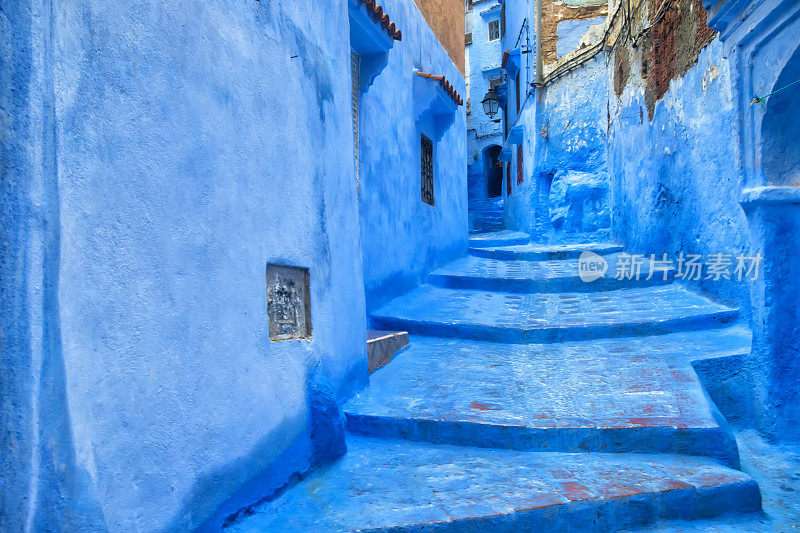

{"left": 761, "top": 46, "right": 800, "bottom": 186}
{"left": 483, "top": 145, "right": 503, "bottom": 198}
{"left": 746, "top": 36, "right": 800, "bottom": 443}
{"left": 195, "top": 365, "right": 348, "bottom": 531}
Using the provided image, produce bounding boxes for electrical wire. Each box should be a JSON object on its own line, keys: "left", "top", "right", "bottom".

{"left": 751, "top": 78, "right": 800, "bottom": 105}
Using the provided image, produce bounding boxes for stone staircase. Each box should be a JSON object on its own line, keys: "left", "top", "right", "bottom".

{"left": 229, "top": 230, "right": 762, "bottom": 532}
{"left": 469, "top": 198, "right": 505, "bottom": 234}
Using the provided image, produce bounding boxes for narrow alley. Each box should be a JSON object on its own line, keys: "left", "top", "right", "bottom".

{"left": 2, "top": 0, "right": 799, "bottom": 531}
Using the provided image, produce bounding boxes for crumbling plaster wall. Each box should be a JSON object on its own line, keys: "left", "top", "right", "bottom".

{"left": 541, "top": 0, "right": 607, "bottom": 65}
{"left": 607, "top": 0, "right": 750, "bottom": 313}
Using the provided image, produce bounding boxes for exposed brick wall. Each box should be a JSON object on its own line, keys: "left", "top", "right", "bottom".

{"left": 614, "top": 0, "right": 716, "bottom": 118}
{"left": 541, "top": 0, "right": 608, "bottom": 65}
{"left": 414, "top": 0, "right": 466, "bottom": 74}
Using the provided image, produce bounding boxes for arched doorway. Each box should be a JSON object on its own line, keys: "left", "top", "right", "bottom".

{"left": 761, "top": 46, "right": 800, "bottom": 186}
{"left": 483, "top": 145, "right": 503, "bottom": 198}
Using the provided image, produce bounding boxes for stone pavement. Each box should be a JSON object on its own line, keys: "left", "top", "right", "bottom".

{"left": 230, "top": 230, "right": 763, "bottom": 531}
{"left": 228, "top": 437, "right": 759, "bottom": 532}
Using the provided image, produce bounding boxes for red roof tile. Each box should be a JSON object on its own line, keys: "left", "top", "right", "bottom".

{"left": 416, "top": 71, "right": 464, "bottom": 106}
{"left": 360, "top": 0, "right": 402, "bottom": 41}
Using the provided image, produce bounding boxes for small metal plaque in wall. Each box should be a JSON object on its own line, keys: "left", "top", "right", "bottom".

{"left": 266, "top": 264, "right": 312, "bottom": 341}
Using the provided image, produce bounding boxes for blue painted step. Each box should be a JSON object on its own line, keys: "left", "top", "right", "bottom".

{"left": 471, "top": 241, "right": 623, "bottom": 260}
{"left": 428, "top": 254, "right": 675, "bottom": 293}
{"left": 228, "top": 436, "right": 761, "bottom": 532}
{"left": 345, "top": 331, "right": 749, "bottom": 465}
{"left": 624, "top": 516, "right": 774, "bottom": 531}
{"left": 370, "top": 285, "right": 738, "bottom": 344}
{"left": 470, "top": 221, "right": 506, "bottom": 234}
{"left": 468, "top": 230, "right": 530, "bottom": 248}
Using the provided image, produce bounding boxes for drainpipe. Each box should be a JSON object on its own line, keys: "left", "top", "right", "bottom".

{"left": 534, "top": 0, "right": 543, "bottom": 85}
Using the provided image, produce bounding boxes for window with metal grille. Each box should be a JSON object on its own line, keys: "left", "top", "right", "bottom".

{"left": 351, "top": 51, "right": 360, "bottom": 193}
{"left": 421, "top": 134, "right": 434, "bottom": 206}
{"left": 465, "top": 33, "right": 473, "bottom": 45}
{"left": 517, "top": 145, "right": 524, "bottom": 185}
{"left": 488, "top": 20, "right": 500, "bottom": 41}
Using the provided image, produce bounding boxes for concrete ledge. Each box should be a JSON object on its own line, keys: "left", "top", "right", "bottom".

{"left": 367, "top": 330, "right": 409, "bottom": 373}
{"left": 469, "top": 241, "right": 622, "bottom": 260}
{"left": 740, "top": 186, "right": 800, "bottom": 207}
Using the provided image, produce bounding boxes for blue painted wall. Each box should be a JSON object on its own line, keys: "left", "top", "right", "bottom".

{"left": 501, "top": 0, "right": 800, "bottom": 442}
{"left": 556, "top": 16, "right": 605, "bottom": 59}
{"left": 1, "top": 1, "right": 374, "bottom": 530}
{"left": 708, "top": 0, "right": 800, "bottom": 443}
{"left": 496, "top": 0, "right": 536, "bottom": 232}
{"left": 608, "top": 41, "right": 750, "bottom": 311}
{"left": 505, "top": 55, "right": 608, "bottom": 240}
{"left": 358, "top": 0, "right": 467, "bottom": 313}
{"left": 1, "top": 0, "right": 468, "bottom": 528}
{"left": 466, "top": 0, "right": 505, "bottom": 218}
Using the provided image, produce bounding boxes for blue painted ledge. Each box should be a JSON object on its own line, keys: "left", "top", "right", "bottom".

{"left": 740, "top": 186, "right": 800, "bottom": 207}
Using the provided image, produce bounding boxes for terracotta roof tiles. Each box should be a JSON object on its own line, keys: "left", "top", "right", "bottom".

{"left": 360, "top": 0, "right": 402, "bottom": 41}
{"left": 416, "top": 72, "right": 464, "bottom": 106}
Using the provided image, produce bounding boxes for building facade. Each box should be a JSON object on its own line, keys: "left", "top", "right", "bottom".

{"left": 465, "top": 0, "right": 506, "bottom": 232}
{"left": 496, "top": 0, "right": 800, "bottom": 441}
{"left": 0, "top": 1, "right": 465, "bottom": 530}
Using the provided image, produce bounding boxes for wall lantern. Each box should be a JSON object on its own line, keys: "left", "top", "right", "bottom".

{"left": 482, "top": 87, "right": 501, "bottom": 119}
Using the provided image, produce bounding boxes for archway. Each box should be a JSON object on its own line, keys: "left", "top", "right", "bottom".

{"left": 761, "top": 45, "right": 800, "bottom": 186}
{"left": 483, "top": 145, "right": 503, "bottom": 198}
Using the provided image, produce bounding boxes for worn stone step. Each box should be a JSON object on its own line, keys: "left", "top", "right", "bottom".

{"left": 622, "top": 515, "right": 773, "bottom": 531}
{"left": 428, "top": 254, "right": 675, "bottom": 293}
{"left": 470, "top": 206, "right": 503, "bottom": 214}
{"left": 370, "top": 285, "right": 738, "bottom": 344}
{"left": 470, "top": 221, "right": 506, "bottom": 234}
{"left": 468, "top": 230, "right": 530, "bottom": 248}
{"left": 471, "top": 216, "right": 504, "bottom": 223}
{"left": 227, "top": 436, "right": 761, "bottom": 532}
{"left": 471, "top": 241, "right": 624, "bottom": 260}
{"left": 345, "top": 331, "right": 749, "bottom": 464}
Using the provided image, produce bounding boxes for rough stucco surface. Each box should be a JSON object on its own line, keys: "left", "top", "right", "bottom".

{"left": 541, "top": 0, "right": 607, "bottom": 65}
{"left": 505, "top": 56, "right": 608, "bottom": 240}
{"left": 466, "top": 1, "right": 505, "bottom": 231}
{"left": 414, "top": 0, "right": 465, "bottom": 74}
{"left": 608, "top": 40, "right": 748, "bottom": 312}
{"left": 640, "top": 0, "right": 717, "bottom": 118}
{"left": 1, "top": 1, "right": 369, "bottom": 531}
{"left": 359, "top": 0, "right": 467, "bottom": 313}
{"left": 505, "top": 0, "right": 800, "bottom": 445}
